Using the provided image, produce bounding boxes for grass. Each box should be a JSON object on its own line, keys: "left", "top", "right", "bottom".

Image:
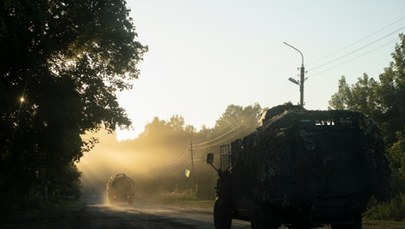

{"left": 363, "top": 218, "right": 405, "bottom": 229}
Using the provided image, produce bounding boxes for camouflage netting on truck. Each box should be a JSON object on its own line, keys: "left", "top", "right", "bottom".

{"left": 245, "top": 109, "right": 391, "bottom": 207}
{"left": 107, "top": 173, "right": 135, "bottom": 204}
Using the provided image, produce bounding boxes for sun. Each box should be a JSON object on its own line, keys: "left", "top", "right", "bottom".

{"left": 115, "top": 129, "right": 138, "bottom": 142}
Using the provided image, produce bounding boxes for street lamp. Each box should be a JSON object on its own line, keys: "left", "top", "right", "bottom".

{"left": 288, "top": 77, "right": 299, "bottom": 85}
{"left": 284, "top": 42, "right": 305, "bottom": 108}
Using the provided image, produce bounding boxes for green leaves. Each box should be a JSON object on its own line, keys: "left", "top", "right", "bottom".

{"left": 329, "top": 34, "right": 405, "bottom": 146}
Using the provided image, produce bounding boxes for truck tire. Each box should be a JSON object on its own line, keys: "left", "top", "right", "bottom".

{"left": 214, "top": 199, "right": 232, "bottom": 229}
{"left": 250, "top": 203, "right": 279, "bottom": 229}
{"left": 250, "top": 218, "right": 279, "bottom": 229}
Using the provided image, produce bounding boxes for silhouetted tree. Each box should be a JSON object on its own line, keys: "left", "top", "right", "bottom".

{"left": 0, "top": 0, "right": 147, "bottom": 209}
{"left": 329, "top": 74, "right": 380, "bottom": 116}
{"left": 329, "top": 34, "right": 405, "bottom": 146}
{"left": 211, "top": 103, "right": 262, "bottom": 143}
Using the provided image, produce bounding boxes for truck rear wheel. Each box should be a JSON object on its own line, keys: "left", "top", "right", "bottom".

{"left": 214, "top": 199, "right": 232, "bottom": 229}
{"left": 250, "top": 202, "right": 279, "bottom": 229}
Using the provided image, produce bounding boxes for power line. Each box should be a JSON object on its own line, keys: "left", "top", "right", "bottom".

{"left": 194, "top": 116, "right": 259, "bottom": 150}
{"left": 193, "top": 110, "right": 260, "bottom": 149}
{"left": 193, "top": 110, "right": 258, "bottom": 147}
{"left": 309, "top": 36, "right": 399, "bottom": 79}
{"left": 309, "top": 25, "right": 405, "bottom": 72}
{"left": 308, "top": 16, "right": 405, "bottom": 65}
{"left": 193, "top": 127, "right": 237, "bottom": 147}
{"left": 162, "top": 151, "right": 189, "bottom": 168}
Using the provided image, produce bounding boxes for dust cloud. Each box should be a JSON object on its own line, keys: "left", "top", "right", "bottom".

{"left": 76, "top": 130, "right": 206, "bottom": 204}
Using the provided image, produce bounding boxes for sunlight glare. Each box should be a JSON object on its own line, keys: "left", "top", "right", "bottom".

{"left": 116, "top": 129, "right": 138, "bottom": 142}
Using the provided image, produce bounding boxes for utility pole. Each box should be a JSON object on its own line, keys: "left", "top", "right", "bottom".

{"left": 189, "top": 139, "right": 196, "bottom": 196}
{"left": 284, "top": 42, "right": 305, "bottom": 108}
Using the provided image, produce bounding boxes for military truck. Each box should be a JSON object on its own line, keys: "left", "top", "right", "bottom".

{"left": 106, "top": 173, "right": 135, "bottom": 205}
{"left": 207, "top": 105, "right": 391, "bottom": 229}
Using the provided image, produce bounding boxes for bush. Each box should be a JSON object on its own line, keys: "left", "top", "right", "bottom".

{"left": 365, "top": 192, "right": 405, "bottom": 221}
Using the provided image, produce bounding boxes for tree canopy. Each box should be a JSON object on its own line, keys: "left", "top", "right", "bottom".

{"left": 329, "top": 34, "right": 405, "bottom": 146}
{"left": 0, "top": 0, "right": 147, "bottom": 209}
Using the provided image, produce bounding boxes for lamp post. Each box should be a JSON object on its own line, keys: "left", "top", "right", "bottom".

{"left": 284, "top": 42, "right": 305, "bottom": 108}
{"left": 188, "top": 134, "right": 196, "bottom": 197}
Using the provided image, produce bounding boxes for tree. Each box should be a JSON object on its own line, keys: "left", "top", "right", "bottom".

{"left": 376, "top": 33, "right": 405, "bottom": 145}
{"left": 329, "top": 34, "right": 405, "bottom": 146}
{"left": 329, "top": 74, "right": 380, "bottom": 116}
{"left": 328, "top": 76, "right": 351, "bottom": 110}
{"left": 214, "top": 103, "right": 262, "bottom": 136}
{"left": 138, "top": 115, "right": 193, "bottom": 141}
{"left": 387, "top": 132, "right": 405, "bottom": 193}
{"left": 0, "top": 0, "right": 147, "bottom": 208}
{"left": 189, "top": 103, "right": 263, "bottom": 155}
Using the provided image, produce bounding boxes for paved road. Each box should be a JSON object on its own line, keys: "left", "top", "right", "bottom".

{"left": 84, "top": 202, "right": 251, "bottom": 229}
{"left": 1, "top": 201, "right": 251, "bottom": 228}
{"left": 0, "top": 202, "right": 390, "bottom": 228}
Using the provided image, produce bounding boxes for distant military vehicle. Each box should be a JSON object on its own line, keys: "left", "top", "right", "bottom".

{"left": 106, "top": 173, "right": 135, "bottom": 205}
{"left": 207, "top": 104, "right": 391, "bottom": 229}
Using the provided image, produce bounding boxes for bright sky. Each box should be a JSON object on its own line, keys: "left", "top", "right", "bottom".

{"left": 116, "top": 0, "right": 405, "bottom": 140}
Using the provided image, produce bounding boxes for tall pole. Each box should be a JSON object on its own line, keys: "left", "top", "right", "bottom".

{"left": 189, "top": 139, "right": 195, "bottom": 195}
{"left": 300, "top": 62, "right": 305, "bottom": 107}
{"left": 283, "top": 42, "right": 305, "bottom": 108}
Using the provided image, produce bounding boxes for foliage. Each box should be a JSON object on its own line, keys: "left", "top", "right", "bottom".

{"left": 329, "top": 74, "right": 380, "bottom": 117}
{"left": 365, "top": 193, "right": 405, "bottom": 221}
{"left": 329, "top": 33, "right": 405, "bottom": 220}
{"left": 215, "top": 103, "right": 262, "bottom": 134}
{"left": 386, "top": 132, "right": 405, "bottom": 195}
{"left": 137, "top": 115, "right": 195, "bottom": 145}
{"left": 0, "top": 0, "right": 146, "bottom": 211}
{"left": 329, "top": 34, "right": 405, "bottom": 146}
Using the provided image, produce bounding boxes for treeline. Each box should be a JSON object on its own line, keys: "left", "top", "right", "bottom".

{"left": 113, "top": 104, "right": 263, "bottom": 200}
{"left": 329, "top": 34, "right": 405, "bottom": 220}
